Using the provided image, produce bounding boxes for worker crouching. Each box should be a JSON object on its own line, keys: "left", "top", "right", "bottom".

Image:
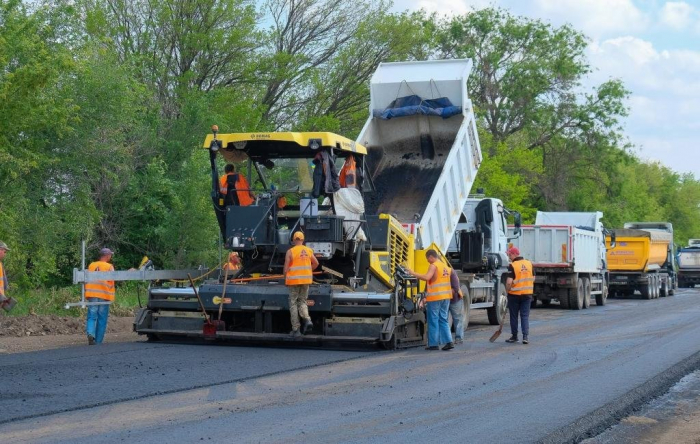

{"left": 284, "top": 232, "right": 319, "bottom": 338}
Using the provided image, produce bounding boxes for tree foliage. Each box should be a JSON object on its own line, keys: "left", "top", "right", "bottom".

{"left": 0, "top": 0, "right": 699, "bottom": 293}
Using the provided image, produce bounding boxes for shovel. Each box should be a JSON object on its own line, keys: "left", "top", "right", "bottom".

{"left": 489, "top": 302, "right": 508, "bottom": 343}
{"left": 188, "top": 274, "right": 225, "bottom": 338}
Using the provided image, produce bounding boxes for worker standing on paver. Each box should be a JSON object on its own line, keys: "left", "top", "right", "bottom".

{"left": 449, "top": 268, "right": 465, "bottom": 344}
{"left": 505, "top": 246, "right": 535, "bottom": 345}
{"left": 85, "top": 248, "right": 116, "bottom": 345}
{"left": 0, "top": 241, "right": 16, "bottom": 312}
{"left": 284, "top": 232, "right": 319, "bottom": 337}
{"left": 408, "top": 250, "right": 454, "bottom": 351}
{"left": 222, "top": 251, "right": 241, "bottom": 279}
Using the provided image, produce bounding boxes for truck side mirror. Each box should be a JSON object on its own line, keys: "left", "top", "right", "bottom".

{"left": 507, "top": 211, "right": 522, "bottom": 240}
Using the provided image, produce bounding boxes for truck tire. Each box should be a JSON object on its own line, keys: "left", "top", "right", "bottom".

{"left": 569, "top": 279, "right": 584, "bottom": 310}
{"left": 541, "top": 298, "right": 552, "bottom": 307}
{"left": 660, "top": 278, "right": 668, "bottom": 297}
{"left": 559, "top": 289, "right": 570, "bottom": 309}
{"left": 669, "top": 279, "right": 676, "bottom": 295}
{"left": 582, "top": 277, "right": 591, "bottom": 309}
{"left": 487, "top": 285, "right": 507, "bottom": 326}
{"left": 654, "top": 276, "right": 660, "bottom": 299}
{"left": 596, "top": 276, "right": 608, "bottom": 306}
{"left": 531, "top": 297, "right": 537, "bottom": 309}
{"left": 640, "top": 280, "right": 652, "bottom": 299}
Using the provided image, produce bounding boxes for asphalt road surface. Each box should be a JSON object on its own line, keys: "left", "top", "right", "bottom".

{"left": 2, "top": 289, "right": 700, "bottom": 443}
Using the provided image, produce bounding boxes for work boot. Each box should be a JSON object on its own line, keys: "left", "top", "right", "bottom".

{"left": 455, "top": 338, "right": 464, "bottom": 344}
{"left": 505, "top": 335, "right": 518, "bottom": 343}
{"left": 87, "top": 335, "right": 96, "bottom": 345}
{"left": 289, "top": 329, "right": 302, "bottom": 338}
{"left": 425, "top": 346, "right": 439, "bottom": 350}
{"left": 523, "top": 336, "right": 529, "bottom": 345}
{"left": 442, "top": 342, "right": 455, "bottom": 351}
{"left": 302, "top": 319, "right": 313, "bottom": 335}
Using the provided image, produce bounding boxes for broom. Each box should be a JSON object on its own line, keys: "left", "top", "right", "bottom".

{"left": 489, "top": 303, "right": 508, "bottom": 343}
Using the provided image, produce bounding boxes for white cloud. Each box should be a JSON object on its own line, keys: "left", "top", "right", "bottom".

{"left": 659, "top": 1, "right": 696, "bottom": 30}
{"left": 526, "top": 0, "right": 650, "bottom": 38}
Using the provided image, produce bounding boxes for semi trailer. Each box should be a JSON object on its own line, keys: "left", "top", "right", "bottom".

{"left": 606, "top": 222, "right": 676, "bottom": 298}
{"left": 677, "top": 239, "right": 700, "bottom": 288}
{"left": 507, "top": 212, "right": 612, "bottom": 309}
{"left": 131, "top": 59, "right": 487, "bottom": 348}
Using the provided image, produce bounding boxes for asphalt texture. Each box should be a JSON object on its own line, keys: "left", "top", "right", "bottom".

{"left": 2, "top": 288, "right": 700, "bottom": 444}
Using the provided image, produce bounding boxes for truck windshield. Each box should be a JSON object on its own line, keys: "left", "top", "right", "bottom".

{"left": 256, "top": 158, "right": 315, "bottom": 193}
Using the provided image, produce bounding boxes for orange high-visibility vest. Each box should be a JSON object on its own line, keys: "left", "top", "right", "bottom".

{"left": 85, "top": 261, "right": 115, "bottom": 301}
{"left": 510, "top": 259, "right": 534, "bottom": 296}
{"left": 426, "top": 260, "right": 453, "bottom": 302}
{"left": 286, "top": 245, "right": 314, "bottom": 286}
{"left": 339, "top": 155, "right": 357, "bottom": 189}
{"left": 219, "top": 173, "right": 254, "bottom": 206}
{"left": 0, "top": 262, "right": 6, "bottom": 297}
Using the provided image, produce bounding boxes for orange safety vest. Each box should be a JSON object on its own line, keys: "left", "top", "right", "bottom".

{"left": 0, "top": 262, "right": 6, "bottom": 297}
{"left": 85, "top": 261, "right": 115, "bottom": 301}
{"left": 219, "top": 173, "right": 254, "bottom": 206}
{"left": 286, "top": 245, "right": 314, "bottom": 286}
{"left": 339, "top": 155, "right": 357, "bottom": 189}
{"left": 426, "top": 260, "right": 453, "bottom": 302}
{"left": 510, "top": 259, "right": 535, "bottom": 296}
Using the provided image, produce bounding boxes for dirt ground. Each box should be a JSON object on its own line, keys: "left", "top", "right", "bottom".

{"left": 0, "top": 315, "right": 139, "bottom": 354}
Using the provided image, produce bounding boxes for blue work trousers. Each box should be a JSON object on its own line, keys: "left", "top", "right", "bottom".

{"left": 449, "top": 298, "right": 464, "bottom": 340}
{"left": 507, "top": 294, "right": 532, "bottom": 337}
{"left": 427, "top": 299, "right": 452, "bottom": 347}
{"left": 86, "top": 297, "right": 111, "bottom": 344}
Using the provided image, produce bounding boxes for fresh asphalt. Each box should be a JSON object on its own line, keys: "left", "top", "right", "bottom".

{"left": 1, "top": 289, "right": 700, "bottom": 443}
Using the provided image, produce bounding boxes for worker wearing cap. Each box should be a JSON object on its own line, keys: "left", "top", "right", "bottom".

{"left": 219, "top": 164, "right": 254, "bottom": 206}
{"left": 505, "top": 246, "right": 535, "bottom": 344}
{"left": 85, "top": 248, "right": 116, "bottom": 345}
{"left": 407, "top": 249, "right": 454, "bottom": 351}
{"left": 0, "top": 241, "right": 15, "bottom": 313}
{"left": 284, "top": 231, "right": 319, "bottom": 337}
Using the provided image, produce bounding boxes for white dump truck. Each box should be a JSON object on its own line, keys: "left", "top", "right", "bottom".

{"left": 508, "top": 212, "right": 611, "bottom": 309}
{"left": 677, "top": 239, "right": 700, "bottom": 288}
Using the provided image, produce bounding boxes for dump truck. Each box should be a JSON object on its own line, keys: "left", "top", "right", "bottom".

{"left": 677, "top": 239, "right": 700, "bottom": 288}
{"left": 445, "top": 196, "right": 521, "bottom": 327}
{"left": 606, "top": 222, "right": 676, "bottom": 298}
{"left": 131, "top": 59, "right": 486, "bottom": 348}
{"left": 506, "top": 212, "right": 612, "bottom": 309}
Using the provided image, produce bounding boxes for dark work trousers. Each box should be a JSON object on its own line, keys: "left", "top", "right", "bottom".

{"left": 507, "top": 294, "right": 532, "bottom": 337}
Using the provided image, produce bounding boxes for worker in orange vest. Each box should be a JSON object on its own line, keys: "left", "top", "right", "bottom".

{"left": 0, "top": 241, "right": 16, "bottom": 313}
{"left": 505, "top": 246, "right": 535, "bottom": 345}
{"left": 85, "top": 248, "right": 116, "bottom": 345}
{"left": 219, "top": 164, "right": 254, "bottom": 206}
{"left": 222, "top": 251, "right": 241, "bottom": 279}
{"left": 283, "top": 231, "right": 319, "bottom": 337}
{"left": 407, "top": 249, "right": 454, "bottom": 351}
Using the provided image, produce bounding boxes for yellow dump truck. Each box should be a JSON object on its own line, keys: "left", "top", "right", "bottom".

{"left": 606, "top": 222, "right": 677, "bottom": 299}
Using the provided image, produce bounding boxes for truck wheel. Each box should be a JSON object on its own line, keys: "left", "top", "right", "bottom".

{"left": 559, "top": 289, "right": 570, "bottom": 309}
{"left": 569, "top": 279, "right": 584, "bottom": 310}
{"left": 487, "top": 285, "right": 507, "bottom": 326}
{"left": 541, "top": 298, "right": 552, "bottom": 307}
{"left": 582, "top": 277, "right": 591, "bottom": 309}
{"left": 669, "top": 279, "right": 676, "bottom": 295}
{"left": 531, "top": 298, "right": 538, "bottom": 309}
{"left": 654, "top": 276, "right": 660, "bottom": 299}
{"left": 640, "top": 280, "right": 652, "bottom": 299}
{"left": 660, "top": 278, "right": 668, "bottom": 297}
{"left": 596, "top": 277, "right": 608, "bottom": 306}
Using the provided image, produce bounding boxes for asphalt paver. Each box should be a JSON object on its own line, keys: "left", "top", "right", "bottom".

{"left": 1, "top": 289, "right": 700, "bottom": 443}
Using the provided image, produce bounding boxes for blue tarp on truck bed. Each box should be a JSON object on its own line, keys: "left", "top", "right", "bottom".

{"left": 373, "top": 95, "right": 461, "bottom": 120}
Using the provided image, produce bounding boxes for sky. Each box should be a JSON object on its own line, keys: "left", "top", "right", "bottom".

{"left": 391, "top": 0, "right": 700, "bottom": 178}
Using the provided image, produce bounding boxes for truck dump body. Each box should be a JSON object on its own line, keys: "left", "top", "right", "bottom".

{"left": 606, "top": 229, "right": 672, "bottom": 272}
{"left": 358, "top": 60, "right": 482, "bottom": 254}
